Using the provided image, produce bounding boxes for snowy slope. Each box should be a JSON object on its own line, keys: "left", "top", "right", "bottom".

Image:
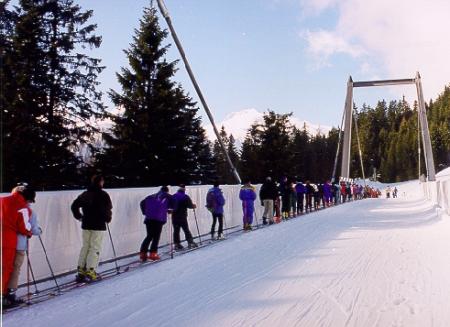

{"left": 4, "top": 180, "right": 450, "bottom": 327}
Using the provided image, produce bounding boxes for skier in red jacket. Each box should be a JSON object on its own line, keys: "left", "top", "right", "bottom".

{"left": 0, "top": 184, "right": 35, "bottom": 308}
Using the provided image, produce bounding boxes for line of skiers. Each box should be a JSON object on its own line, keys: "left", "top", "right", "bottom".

{"left": 1, "top": 175, "right": 380, "bottom": 308}
{"left": 257, "top": 176, "right": 381, "bottom": 225}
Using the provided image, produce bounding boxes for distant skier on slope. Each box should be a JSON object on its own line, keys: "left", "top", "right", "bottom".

{"left": 171, "top": 185, "right": 198, "bottom": 250}
{"left": 386, "top": 186, "right": 392, "bottom": 198}
{"left": 139, "top": 186, "right": 172, "bottom": 262}
{"left": 206, "top": 182, "right": 226, "bottom": 239}
{"left": 71, "top": 174, "right": 113, "bottom": 282}
{"left": 239, "top": 180, "right": 257, "bottom": 231}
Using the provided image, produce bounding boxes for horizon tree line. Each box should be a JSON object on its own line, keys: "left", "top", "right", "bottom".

{"left": 2, "top": 1, "right": 449, "bottom": 191}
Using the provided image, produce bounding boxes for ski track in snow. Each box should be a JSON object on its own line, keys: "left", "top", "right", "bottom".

{"left": 4, "top": 181, "right": 450, "bottom": 327}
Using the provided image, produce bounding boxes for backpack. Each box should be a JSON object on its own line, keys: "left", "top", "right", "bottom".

{"left": 142, "top": 192, "right": 168, "bottom": 218}
{"left": 206, "top": 190, "right": 216, "bottom": 212}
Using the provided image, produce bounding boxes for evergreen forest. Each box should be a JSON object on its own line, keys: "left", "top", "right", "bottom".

{"left": 1, "top": 1, "right": 449, "bottom": 191}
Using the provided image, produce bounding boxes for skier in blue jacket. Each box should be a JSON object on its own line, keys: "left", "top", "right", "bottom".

{"left": 206, "top": 182, "right": 226, "bottom": 239}
{"left": 139, "top": 186, "right": 172, "bottom": 261}
{"left": 239, "top": 180, "right": 257, "bottom": 231}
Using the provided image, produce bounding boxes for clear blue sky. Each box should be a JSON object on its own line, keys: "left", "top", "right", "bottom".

{"left": 65, "top": 1, "right": 447, "bottom": 126}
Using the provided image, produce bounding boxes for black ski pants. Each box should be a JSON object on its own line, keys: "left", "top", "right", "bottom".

{"left": 140, "top": 219, "right": 165, "bottom": 253}
{"left": 211, "top": 213, "right": 223, "bottom": 235}
{"left": 173, "top": 219, "right": 194, "bottom": 245}
{"left": 305, "top": 194, "right": 313, "bottom": 211}
{"left": 296, "top": 193, "right": 304, "bottom": 213}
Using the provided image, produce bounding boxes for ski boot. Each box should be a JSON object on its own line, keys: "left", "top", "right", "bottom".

{"left": 75, "top": 266, "right": 87, "bottom": 283}
{"left": 174, "top": 243, "right": 184, "bottom": 251}
{"left": 5, "top": 289, "right": 24, "bottom": 307}
{"left": 139, "top": 251, "right": 147, "bottom": 262}
{"left": 188, "top": 241, "right": 198, "bottom": 249}
{"left": 269, "top": 219, "right": 274, "bottom": 225}
{"left": 2, "top": 295, "right": 15, "bottom": 309}
{"left": 210, "top": 232, "right": 215, "bottom": 240}
{"left": 262, "top": 217, "right": 268, "bottom": 225}
{"left": 148, "top": 251, "right": 160, "bottom": 261}
{"left": 85, "top": 268, "right": 101, "bottom": 282}
{"left": 217, "top": 233, "right": 226, "bottom": 240}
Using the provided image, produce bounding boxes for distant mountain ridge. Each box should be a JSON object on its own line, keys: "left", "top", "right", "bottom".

{"left": 204, "top": 108, "right": 332, "bottom": 143}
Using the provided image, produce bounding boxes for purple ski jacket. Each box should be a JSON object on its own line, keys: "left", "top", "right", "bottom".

{"left": 206, "top": 187, "right": 225, "bottom": 215}
{"left": 239, "top": 185, "right": 256, "bottom": 218}
{"left": 323, "top": 182, "right": 332, "bottom": 199}
{"left": 140, "top": 191, "right": 172, "bottom": 223}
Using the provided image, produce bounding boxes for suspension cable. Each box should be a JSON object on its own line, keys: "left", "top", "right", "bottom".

{"left": 156, "top": 0, "right": 241, "bottom": 184}
{"left": 331, "top": 107, "right": 346, "bottom": 183}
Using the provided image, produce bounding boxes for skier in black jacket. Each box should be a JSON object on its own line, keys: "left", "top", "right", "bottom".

{"left": 305, "top": 181, "right": 314, "bottom": 213}
{"left": 279, "top": 177, "right": 291, "bottom": 220}
{"left": 259, "top": 177, "right": 278, "bottom": 225}
{"left": 171, "top": 185, "right": 198, "bottom": 250}
{"left": 71, "top": 174, "right": 112, "bottom": 282}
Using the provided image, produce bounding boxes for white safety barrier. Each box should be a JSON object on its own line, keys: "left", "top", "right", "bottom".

{"left": 423, "top": 173, "right": 450, "bottom": 215}
{"left": 23, "top": 184, "right": 263, "bottom": 283}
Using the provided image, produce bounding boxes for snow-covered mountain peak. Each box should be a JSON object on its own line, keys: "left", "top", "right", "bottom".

{"left": 204, "top": 108, "right": 332, "bottom": 143}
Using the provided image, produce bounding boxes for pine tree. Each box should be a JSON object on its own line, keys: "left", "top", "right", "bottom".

{"left": 239, "top": 124, "right": 263, "bottom": 183}
{"left": 429, "top": 86, "right": 450, "bottom": 170}
{"left": 212, "top": 126, "right": 229, "bottom": 183}
{"left": 290, "top": 126, "right": 310, "bottom": 181}
{"left": 97, "top": 7, "right": 211, "bottom": 187}
{"left": 1, "top": 0, "right": 105, "bottom": 191}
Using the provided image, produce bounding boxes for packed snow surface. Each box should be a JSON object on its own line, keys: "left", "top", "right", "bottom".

{"left": 4, "top": 180, "right": 450, "bottom": 327}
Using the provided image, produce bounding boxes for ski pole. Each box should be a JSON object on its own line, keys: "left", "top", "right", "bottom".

{"left": 106, "top": 224, "right": 120, "bottom": 274}
{"left": 169, "top": 211, "right": 174, "bottom": 259}
{"left": 192, "top": 208, "right": 202, "bottom": 245}
{"left": 38, "top": 235, "right": 60, "bottom": 291}
{"left": 222, "top": 213, "right": 228, "bottom": 237}
{"left": 26, "top": 249, "right": 39, "bottom": 294}
{"left": 26, "top": 240, "right": 31, "bottom": 304}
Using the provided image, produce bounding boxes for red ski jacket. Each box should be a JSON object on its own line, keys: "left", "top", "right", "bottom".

{"left": 0, "top": 192, "right": 33, "bottom": 250}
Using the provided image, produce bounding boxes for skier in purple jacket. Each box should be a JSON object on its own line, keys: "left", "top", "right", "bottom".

{"left": 323, "top": 181, "right": 332, "bottom": 207}
{"left": 239, "top": 180, "right": 257, "bottom": 231}
{"left": 206, "top": 182, "right": 226, "bottom": 239}
{"left": 139, "top": 186, "right": 172, "bottom": 261}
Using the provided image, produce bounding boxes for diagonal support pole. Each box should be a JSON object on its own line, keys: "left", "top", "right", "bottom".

{"left": 156, "top": 0, "right": 241, "bottom": 184}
